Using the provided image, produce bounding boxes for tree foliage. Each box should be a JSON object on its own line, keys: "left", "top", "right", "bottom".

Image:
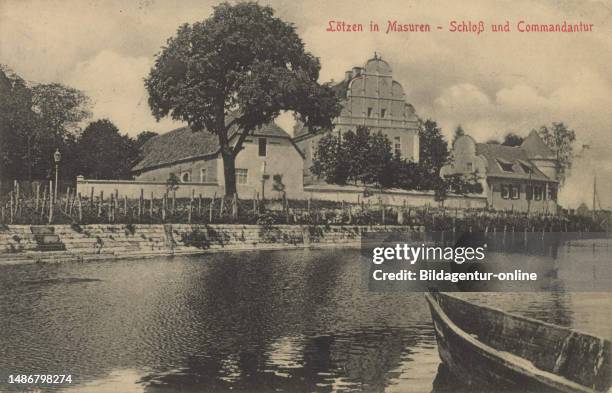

{"left": 311, "top": 127, "right": 393, "bottom": 187}
{"left": 0, "top": 66, "right": 91, "bottom": 182}
{"left": 312, "top": 124, "right": 483, "bottom": 201}
{"left": 536, "top": 122, "right": 576, "bottom": 185}
{"left": 502, "top": 132, "right": 524, "bottom": 147}
{"left": 76, "top": 119, "right": 139, "bottom": 179}
{"left": 418, "top": 119, "right": 450, "bottom": 175}
{"left": 145, "top": 2, "right": 340, "bottom": 196}
{"left": 134, "top": 131, "right": 158, "bottom": 148}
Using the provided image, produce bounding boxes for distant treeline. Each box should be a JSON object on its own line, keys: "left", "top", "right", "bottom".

{"left": 0, "top": 65, "right": 156, "bottom": 185}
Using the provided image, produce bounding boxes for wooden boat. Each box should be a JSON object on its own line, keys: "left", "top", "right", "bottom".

{"left": 425, "top": 292, "right": 611, "bottom": 392}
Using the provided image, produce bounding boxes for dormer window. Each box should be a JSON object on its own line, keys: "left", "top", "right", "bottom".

{"left": 497, "top": 159, "right": 514, "bottom": 172}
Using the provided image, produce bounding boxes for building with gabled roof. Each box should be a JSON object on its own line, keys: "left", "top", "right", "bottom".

{"left": 441, "top": 130, "right": 559, "bottom": 213}
{"left": 294, "top": 54, "right": 420, "bottom": 184}
{"left": 131, "top": 122, "right": 305, "bottom": 198}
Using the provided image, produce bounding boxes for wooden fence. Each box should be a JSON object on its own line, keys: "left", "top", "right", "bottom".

{"left": 0, "top": 180, "right": 608, "bottom": 232}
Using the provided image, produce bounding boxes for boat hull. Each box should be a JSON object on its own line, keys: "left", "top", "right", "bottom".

{"left": 425, "top": 292, "right": 610, "bottom": 393}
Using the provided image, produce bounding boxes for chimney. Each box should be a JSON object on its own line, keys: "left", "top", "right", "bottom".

{"left": 345, "top": 70, "right": 352, "bottom": 81}
{"left": 352, "top": 67, "right": 362, "bottom": 78}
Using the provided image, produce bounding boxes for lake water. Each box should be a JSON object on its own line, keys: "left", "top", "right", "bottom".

{"left": 0, "top": 244, "right": 610, "bottom": 392}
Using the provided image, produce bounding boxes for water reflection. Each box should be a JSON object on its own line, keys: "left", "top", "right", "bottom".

{"left": 0, "top": 245, "right": 610, "bottom": 392}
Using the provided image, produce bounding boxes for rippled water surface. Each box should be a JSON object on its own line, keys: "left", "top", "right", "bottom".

{"left": 0, "top": 245, "right": 610, "bottom": 392}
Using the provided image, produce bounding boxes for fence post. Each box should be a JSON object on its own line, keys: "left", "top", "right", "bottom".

{"left": 150, "top": 192, "right": 154, "bottom": 218}
{"left": 108, "top": 194, "right": 113, "bottom": 223}
{"left": 78, "top": 193, "right": 83, "bottom": 223}
{"left": 209, "top": 194, "right": 215, "bottom": 222}
{"left": 189, "top": 189, "right": 194, "bottom": 223}
{"left": 90, "top": 187, "right": 94, "bottom": 209}
{"left": 172, "top": 190, "right": 176, "bottom": 215}
{"left": 9, "top": 191, "right": 13, "bottom": 224}
{"left": 68, "top": 192, "right": 74, "bottom": 216}
{"left": 198, "top": 194, "right": 202, "bottom": 217}
{"left": 41, "top": 187, "right": 47, "bottom": 219}
{"left": 65, "top": 187, "right": 71, "bottom": 212}
{"left": 124, "top": 195, "right": 128, "bottom": 217}
{"left": 219, "top": 197, "right": 224, "bottom": 219}
{"left": 35, "top": 183, "right": 40, "bottom": 210}
{"left": 138, "top": 188, "right": 143, "bottom": 219}
{"left": 114, "top": 190, "right": 119, "bottom": 220}
{"left": 232, "top": 193, "right": 238, "bottom": 220}
{"left": 15, "top": 181, "right": 20, "bottom": 219}
{"left": 48, "top": 183, "right": 53, "bottom": 224}
{"left": 162, "top": 193, "right": 167, "bottom": 221}
{"left": 98, "top": 191, "right": 103, "bottom": 217}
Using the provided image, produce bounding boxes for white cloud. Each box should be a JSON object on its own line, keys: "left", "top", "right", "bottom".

{"left": 65, "top": 50, "right": 183, "bottom": 136}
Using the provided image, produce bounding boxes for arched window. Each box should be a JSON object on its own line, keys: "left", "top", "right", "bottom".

{"left": 181, "top": 172, "right": 190, "bottom": 182}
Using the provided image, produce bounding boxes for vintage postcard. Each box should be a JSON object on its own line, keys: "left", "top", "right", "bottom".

{"left": 1, "top": 1, "right": 611, "bottom": 392}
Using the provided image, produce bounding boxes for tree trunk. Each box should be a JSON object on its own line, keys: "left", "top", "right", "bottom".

{"left": 221, "top": 149, "right": 237, "bottom": 197}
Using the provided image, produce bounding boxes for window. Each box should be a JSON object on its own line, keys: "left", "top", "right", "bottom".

{"left": 200, "top": 168, "right": 207, "bottom": 183}
{"left": 533, "top": 186, "right": 543, "bottom": 201}
{"left": 236, "top": 168, "right": 248, "bottom": 185}
{"left": 258, "top": 138, "right": 267, "bottom": 157}
{"left": 501, "top": 185, "right": 510, "bottom": 199}
{"left": 466, "top": 162, "right": 473, "bottom": 172}
{"left": 367, "top": 107, "right": 373, "bottom": 117}
{"left": 394, "top": 136, "right": 401, "bottom": 156}
{"left": 381, "top": 108, "right": 386, "bottom": 118}
{"left": 548, "top": 185, "right": 557, "bottom": 201}
{"left": 510, "top": 185, "right": 520, "bottom": 200}
{"left": 502, "top": 184, "right": 519, "bottom": 200}
{"left": 181, "top": 172, "right": 190, "bottom": 182}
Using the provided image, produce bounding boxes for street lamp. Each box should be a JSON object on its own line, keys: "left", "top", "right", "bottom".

{"left": 54, "top": 149, "right": 61, "bottom": 202}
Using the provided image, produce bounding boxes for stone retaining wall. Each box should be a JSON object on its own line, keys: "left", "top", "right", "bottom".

{"left": 0, "top": 224, "right": 421, "bottom": 265}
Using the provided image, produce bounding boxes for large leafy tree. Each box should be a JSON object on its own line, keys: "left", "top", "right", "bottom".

{"left": 0, "top": 66, "right": 38, "bottom": 181}
{"left": 145, "top": 2, "right": 340, "bottom": 196}
{"left": 418, "top": 119, "right": 449, "bottom": 176}
{"left": 536, "top": 122, "right": 576, "bottom": 185}
{"left": 75, "top": 119, "right": 138, "bottom": 179}
{"left": 311, "top": 127, "right": 393, "bottom": 187}
{"left": 31, "top": 83, "right": 90, "bottom": 180}
{"left": 311, "top": 132, "right": 350, "bottom": 185}
{"left": 0, "top": 67, "right": 90, "bottom": 183}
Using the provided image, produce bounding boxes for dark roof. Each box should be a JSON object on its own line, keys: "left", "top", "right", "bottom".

{"left": 331, "top": 79, "right": 350, "bottom": 100}
{"left": 132, "top": 122, "right": 292, "bottom": 172}
{"left": 475, "top": 143, "right": 552, "bottom": 181}
{"left": 521, "top": 130, "right": 555, "bottom": 159}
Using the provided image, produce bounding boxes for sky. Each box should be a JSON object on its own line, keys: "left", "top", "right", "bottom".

{"left": 1, "top": 0, "right": 611, "bottom": 208}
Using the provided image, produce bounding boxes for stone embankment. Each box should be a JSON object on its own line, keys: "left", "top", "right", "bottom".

{"left": 0, "top": 224, "right": 421, "bottom": 265}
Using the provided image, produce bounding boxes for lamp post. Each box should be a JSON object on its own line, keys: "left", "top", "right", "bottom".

{"left": 54, "top": 149, "right": 61, "bottom": 203}
{"left": 261, "top": 161, "right": 269, "bottom": 201}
